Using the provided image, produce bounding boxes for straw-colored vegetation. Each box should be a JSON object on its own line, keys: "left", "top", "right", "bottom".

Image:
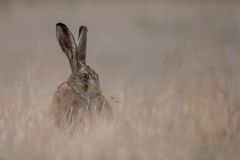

{"left": 0, "top": 1, "right": 240, "bottom": 160}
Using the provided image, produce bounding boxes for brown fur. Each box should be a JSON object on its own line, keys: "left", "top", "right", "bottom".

{"left": 52, "top": 82, "right": 111, "bottom": 128}
{"left": 52, "top": 23, "right": 112, "bottom": 129}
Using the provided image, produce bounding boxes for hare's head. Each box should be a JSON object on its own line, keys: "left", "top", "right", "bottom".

{"left": 56, "top": 23, "right": 101, "bottom": 98}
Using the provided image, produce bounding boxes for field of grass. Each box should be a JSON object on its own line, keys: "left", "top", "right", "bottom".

{"left": 0, "top": 1, "right": 240, "bottom": 160}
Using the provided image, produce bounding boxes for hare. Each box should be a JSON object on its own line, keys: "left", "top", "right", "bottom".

{"left": 52, "top": 23, "right": 112, "bottom": 128}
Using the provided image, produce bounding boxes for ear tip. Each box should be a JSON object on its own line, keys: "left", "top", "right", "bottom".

{"left": 82, "top": 25, "right": 88, "bottom": 30}
{"left": 56, "top": 23, "right": 69, "bottom": 31}
{"left": 78, "top": 25, "right": 88, "bottom": 39}
{"left": 79, "top": 25, "right": 88, "bottom": 32}
{"left": 56, "top": 22, "right": 64, "bottom": 26}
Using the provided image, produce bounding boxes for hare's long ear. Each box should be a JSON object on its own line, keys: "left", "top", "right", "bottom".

{"left": 77, "top": 25, "right": 88, "bottom": 64}
{"left": 56, "top": 23, "right": 79, "bottom": 74}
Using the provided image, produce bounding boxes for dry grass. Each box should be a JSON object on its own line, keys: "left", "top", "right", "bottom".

{"left": 0, "top": 1, "right": 240, "bottom": 160}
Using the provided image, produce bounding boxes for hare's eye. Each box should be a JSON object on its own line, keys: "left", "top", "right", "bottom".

{"left": 82, "top": 73, "right": 89, "bottom": 81}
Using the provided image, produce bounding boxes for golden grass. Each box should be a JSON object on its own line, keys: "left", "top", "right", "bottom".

{"left": 0, "top": 1, "right": 240, "bottom": 160}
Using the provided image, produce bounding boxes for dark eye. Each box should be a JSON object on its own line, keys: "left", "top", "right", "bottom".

{"left": 82, "top": 73, "right": 89, "bottom": 81}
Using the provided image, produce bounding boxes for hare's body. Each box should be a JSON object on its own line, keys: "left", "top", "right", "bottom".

{"left": 52, "top": 23, "right": 112, "bottom": 127}
{"left": 52, "top": 82, "right": 110, "bottom": 127}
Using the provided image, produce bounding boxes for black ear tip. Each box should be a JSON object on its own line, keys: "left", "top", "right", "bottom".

{"left": 56, "top": 22, "right": 65, "bottom": 27}
{"left": 80, "top": 25, "right": 88, "bottom": 30}
{"left": 79, "top": 25, "right": 88, "bottom": 33}
{"left": 78, "top": 25, "right": 88, "bottom": 38}
{"left": 56, "top": 23, "right": 69, "bottom": 31}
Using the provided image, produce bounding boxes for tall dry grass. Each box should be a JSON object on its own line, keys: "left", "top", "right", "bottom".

{"left": 0, "top": 1, "right": 240, "bottom": 160}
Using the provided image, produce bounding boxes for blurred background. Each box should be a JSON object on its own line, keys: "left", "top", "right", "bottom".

{"left": 0, "top": 1, "right": 240, "bottom": 160}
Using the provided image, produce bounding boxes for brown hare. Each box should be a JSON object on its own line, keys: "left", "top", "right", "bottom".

{"left": 52, "top": 23, "right": 112, "bottom": 128}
